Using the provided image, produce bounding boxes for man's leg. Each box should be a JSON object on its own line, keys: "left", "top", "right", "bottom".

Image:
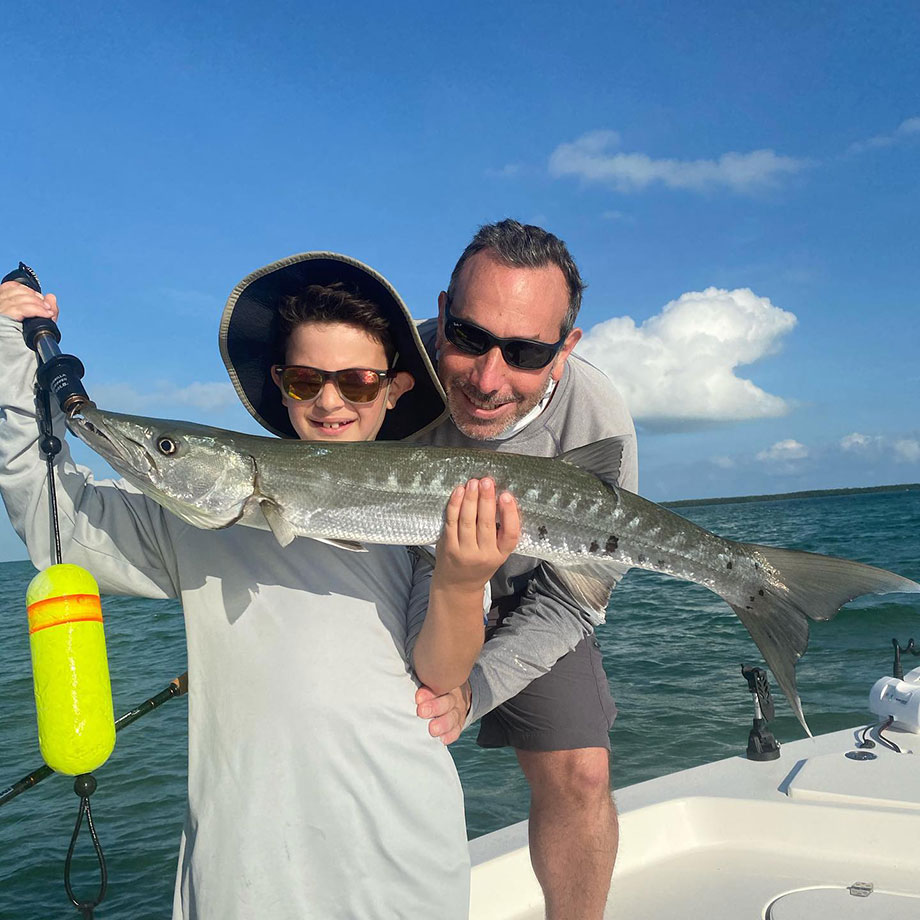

{"left": 516, "top": 747, "right": 616, "bottom": 920}
{"left": 477, "top": 636, "right": 618, "bottom": 920}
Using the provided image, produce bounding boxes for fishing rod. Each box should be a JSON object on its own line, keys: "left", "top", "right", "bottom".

{"left": 0, "top": 673, "right": 189, "bottom": 807}
{"left": 2, "top": 263, "right": 108, "bottom": 917}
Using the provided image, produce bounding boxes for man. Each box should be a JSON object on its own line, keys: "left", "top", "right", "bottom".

{"left": 414, "top": 220, "right": 639, "bottom": 919}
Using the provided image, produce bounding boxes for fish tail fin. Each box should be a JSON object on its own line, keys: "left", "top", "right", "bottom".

{"left": 727, "top": 544, "right": 919, "bottom": 737}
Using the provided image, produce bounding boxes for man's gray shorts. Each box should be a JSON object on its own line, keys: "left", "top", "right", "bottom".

{"left": 476, "top": 635, "right": 617, "bottom": 752}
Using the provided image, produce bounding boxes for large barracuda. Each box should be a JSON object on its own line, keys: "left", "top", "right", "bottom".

{"left": 69, "top": 405, "right": 919, "bottom": 733}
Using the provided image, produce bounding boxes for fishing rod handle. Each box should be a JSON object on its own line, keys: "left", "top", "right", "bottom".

{"left": 0, "top": 262, "right": 62, "bottom": 352}
{"left": 2, "top": 262, "right": 91, "bottom": 414}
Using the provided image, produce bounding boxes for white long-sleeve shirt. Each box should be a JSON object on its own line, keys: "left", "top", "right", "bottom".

{"left": 0, "top": 316, "right": 468, "bottom": 920}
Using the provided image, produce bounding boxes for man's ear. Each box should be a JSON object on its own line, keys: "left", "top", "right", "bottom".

{"left": 387, "top": 371, "right": 415, "bottom": 409}
{"left": 550, "top": 327, "right": 582, "bottom": 383}
{"left": 435, "top": 291, "right": 449, "bottom": 351}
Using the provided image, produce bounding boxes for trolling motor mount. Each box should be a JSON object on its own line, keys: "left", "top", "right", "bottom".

{"left": 741, "top": 665, "right": 781, "bottom": 761}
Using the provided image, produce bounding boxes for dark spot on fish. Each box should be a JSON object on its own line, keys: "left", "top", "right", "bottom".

{"left": 605, "top": 535, "right": 619, "bottom": 553}
{"left": 758, "top": 589, "right": 764, "bottom": 596}
{"left": 638, "top": 554, "right": 646, "bottom": 563}
{"left": 538, "top": 525, "right": 548, "bottom": 540}
{"left": 726, "top": 561, "right": 733, "bottom": 570}
{"left": 746, "top": 605, "right": 753, "bottom": 610}
{"left": 589, "top": 540, "right": 599, "bottom": 554}
{"left": 750, "top": 596, "right": 755, "bottom": 603}
{"left": 754, "top": 562, "right": 760, "bottom": 570}
{"left": 657, "top": 559, "right": 664, "bottom": 567}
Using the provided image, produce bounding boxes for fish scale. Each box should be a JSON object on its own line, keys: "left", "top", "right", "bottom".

{"left": 69, "top": 406, "right": 920, "bottom": 735}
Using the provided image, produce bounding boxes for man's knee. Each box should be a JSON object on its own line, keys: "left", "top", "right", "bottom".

{"left": 517, "top": 747, "right": 611, "bottom": 808}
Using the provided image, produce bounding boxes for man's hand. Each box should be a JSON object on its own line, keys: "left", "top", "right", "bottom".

{"left": 415, "top": 681, "right": 472, "bottom": 745}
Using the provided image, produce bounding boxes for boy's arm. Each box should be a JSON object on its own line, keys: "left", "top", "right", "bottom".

{"left": 0, "top": 286, "right": 180, "bottom": 598}
{"left": 411, "top": 478, "right": 520, "bottom": 695}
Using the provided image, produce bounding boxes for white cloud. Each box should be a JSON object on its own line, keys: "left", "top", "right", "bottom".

{"left": 840, "top": 432, "right": 877, "bottom": 451}
{"left": 549, "top": 130, "right": 808, "bottom": 193}
{"left": 577, "top": 286, "right": 797, "bottom": 431}
{"left": 711, "top": 456, "right": 736, "bottom": 469}
{"left": 894, "top": 439, "right": 920, "bottom": 463}
{"left": 848, "top": 116, "right": 920, "bottom": 153}
{"left": 756, "top": 439, "right": 810, "bottom": 463}
{"left": 91, "top": 381, "right": 238, "bottom": 414}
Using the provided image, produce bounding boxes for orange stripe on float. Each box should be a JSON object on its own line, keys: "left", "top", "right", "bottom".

{"left": 27, "top": 593, "right": 100, "bottom": 614}
{"left": 27, "top": 594, "right": 103, "bottom": 634}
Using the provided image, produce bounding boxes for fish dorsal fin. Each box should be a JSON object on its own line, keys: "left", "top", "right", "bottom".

{"left": 558, "top": 436, "right": 627, "bottom": 489}
{"left": 545, "top": 562, "right": 618, "bottom": 623}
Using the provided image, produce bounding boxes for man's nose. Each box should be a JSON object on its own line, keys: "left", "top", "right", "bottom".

{"left": 470, "top": 347, "right": 508, "bottom": 393}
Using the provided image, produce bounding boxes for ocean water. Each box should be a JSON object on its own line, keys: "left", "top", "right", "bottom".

{"left": 1, "top": 489, "right": 918, "bottom": 918}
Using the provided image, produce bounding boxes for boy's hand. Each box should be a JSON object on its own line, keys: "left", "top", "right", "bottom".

{"left": 0, "top": 281, "right": 58, "bottom": 322}
{"left": 435, "top": 478, "right": 520, "bottom": 592}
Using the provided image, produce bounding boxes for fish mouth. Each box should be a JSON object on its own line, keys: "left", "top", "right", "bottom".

{"left": 67, "top": 408, "right": 156, "bottom": 480}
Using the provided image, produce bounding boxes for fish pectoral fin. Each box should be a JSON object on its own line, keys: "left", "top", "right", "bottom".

{"left": 258, "top": 499, "right": 298, "bottom": 547}
{"left": 550, "top": 563, "right": 619, "bottom": 622}
{"left": 558, "top": 436, "right": 627, "bottom": 489}
{"left": 310, "top": 537, "right": 368, "bottom": 553}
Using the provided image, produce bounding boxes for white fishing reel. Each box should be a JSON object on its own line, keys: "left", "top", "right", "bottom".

{"left": 869, "top": 665, "right": 920, "bottom": 733}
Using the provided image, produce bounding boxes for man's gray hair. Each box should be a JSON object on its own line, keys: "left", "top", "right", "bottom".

{"left": 446, "top": 219, "right": 586, "bottom": 337}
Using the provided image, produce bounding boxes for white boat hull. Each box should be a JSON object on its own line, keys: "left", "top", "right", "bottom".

{"left": 469, "top": 725, "right": 920, "bottom": 919}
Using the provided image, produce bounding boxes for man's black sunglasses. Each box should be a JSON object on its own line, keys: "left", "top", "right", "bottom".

{"left": 443, "top": 298, "right": 567, "bottom": 370}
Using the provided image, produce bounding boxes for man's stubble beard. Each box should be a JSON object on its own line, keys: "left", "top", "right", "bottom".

{"left": 444, "top": 376, "right": 542, "bottom": 441}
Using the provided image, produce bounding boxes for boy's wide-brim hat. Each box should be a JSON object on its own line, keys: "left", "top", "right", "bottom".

{"left": 219, "top": 252, "right": 447, "bottom": 441}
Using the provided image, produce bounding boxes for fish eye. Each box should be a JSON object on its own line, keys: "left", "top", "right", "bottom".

{"left": 156, "top": 436, "right": 179, "bottom": 456}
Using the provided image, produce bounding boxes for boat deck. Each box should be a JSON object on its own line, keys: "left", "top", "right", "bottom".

{"left": 469, "top": 726, "right": 920, "bottom": 919}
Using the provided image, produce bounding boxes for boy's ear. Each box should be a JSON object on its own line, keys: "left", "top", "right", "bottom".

{"left": 271, "top": 366, "right": 291, "bottom": 405}
{"left": 270, "top": 365, "right": 289, "bottom": 405}
{"left": 386, "top": 371, "right": 415, "bottom": 409}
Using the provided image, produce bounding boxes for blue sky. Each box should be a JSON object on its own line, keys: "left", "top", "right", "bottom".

{"left": 1, "top": 1, "right": 918, "bottom": 560}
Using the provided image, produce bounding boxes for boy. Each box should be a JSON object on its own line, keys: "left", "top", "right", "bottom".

{"left": 0, "top": 252, "right": 518, "bottom": 919}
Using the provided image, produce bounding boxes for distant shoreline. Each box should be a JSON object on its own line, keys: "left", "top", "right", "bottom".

{"left": 664, "top": 482, "right": 920, "bottom": 509}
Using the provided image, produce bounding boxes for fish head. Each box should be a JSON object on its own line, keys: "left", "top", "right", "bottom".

{"left": 68, "top": 406, "right": 257, "bottom": 530}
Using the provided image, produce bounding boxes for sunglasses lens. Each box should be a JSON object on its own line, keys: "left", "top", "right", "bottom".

{"left": 337, "top": 369, "right": 383, "bottom": 403}
{"left": 281, "top": 367, "right": 324, "bottom": 401}
{"left": 446, "top": 319, "right": 491, "bottom": 356}
{"left": 504, "top": 340, "right": 557, "bottom": 370}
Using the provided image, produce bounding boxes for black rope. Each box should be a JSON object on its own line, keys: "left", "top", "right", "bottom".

{"left": 876, "top": 715, "right": 902, "bottom": 753}
{"left": 35, "top": 383, "right": 63, "bottom": 565}
{"left": 63, "top": 775, "right": 107, "bottom": 919}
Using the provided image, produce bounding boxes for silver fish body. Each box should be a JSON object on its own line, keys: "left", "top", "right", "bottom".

{"left": 69, "top": 405, "right": 920, "bottom": 733}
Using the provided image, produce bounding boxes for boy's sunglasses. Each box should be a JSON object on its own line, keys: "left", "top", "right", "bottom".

{"left": 443, "top": 298, "right": 566, "bottom": 370}
{"left": 273, "top": 364, "right": 396, "bottom": 405}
